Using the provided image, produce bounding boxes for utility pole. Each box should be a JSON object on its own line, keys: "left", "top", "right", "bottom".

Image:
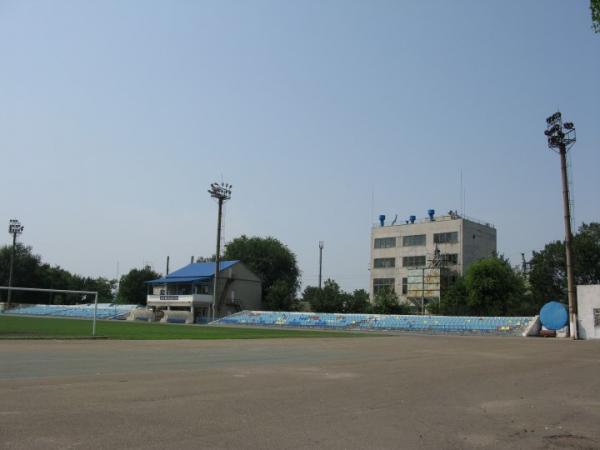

{"left": 545, "top": 112, "right": 578, "bottom": 339}
{"left": 166, "top": 256, "right": 170, "bottom": 275}
{"left": 318, "top": 241, "right": 324, "bottom": 289}
{"left": 6, "top": 219, "right": 24, "bottom": 309}
{"left": 208, "top": 182, "right": 232, "bottom": 321}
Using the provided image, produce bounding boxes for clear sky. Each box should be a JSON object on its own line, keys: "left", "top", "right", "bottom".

{"left": 1, "top": 1, "right": 598, "bottom": 291}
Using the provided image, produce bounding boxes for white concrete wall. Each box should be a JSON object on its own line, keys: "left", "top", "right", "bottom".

{"left": 577, "top": 285, "right": 600, "bottom": 339}
{"left": 214, "top": 262, "right": 262, "bottom": 316}
{"left": 462, "top": 220, "right": 497, "bottom": 271}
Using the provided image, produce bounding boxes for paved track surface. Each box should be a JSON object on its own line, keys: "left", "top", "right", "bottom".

{"left": 1, "top": 335, "right": 599, "bottom": 449}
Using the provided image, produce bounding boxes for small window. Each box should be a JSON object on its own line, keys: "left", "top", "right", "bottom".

{"left": 402, "top": 277, "right": 408, "bottom": 295}
{"left": 440, "top": 253, "right": 458, "bottom": 265}
{"left": 402, "top": 256, "right": 426, "bottom": 268}
{"left": 374, "top": 237, "right": 396, "bottom": 249}
{"left": 434, "top": 232, "right": 459, "bottom": 244}
{"left": 373, "top": 278, "right": 395, "bottom": 294}
{"left": 594, "top": 308, "right": 600, "bottom": 327}
{"left": 403, "top": 234, "right": 426, "bottom": 246}
{"left": 374, "top": 258, "right": 395, "bottom": 268}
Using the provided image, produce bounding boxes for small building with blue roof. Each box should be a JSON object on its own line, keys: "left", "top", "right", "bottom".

{"left": 143, "top": 260, "right": 262, "bottom": 323}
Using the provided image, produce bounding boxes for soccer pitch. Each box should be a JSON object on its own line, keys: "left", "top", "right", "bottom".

{"left": 0, "top": 316, "right": 371, "bottom": 340}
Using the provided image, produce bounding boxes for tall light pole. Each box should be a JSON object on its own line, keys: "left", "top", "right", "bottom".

{"left": 208, "top": 182, "right": 232, "bottom": 321}
{"left": 545, "top": 111, "right": 578, "bottom": 339}
{"left": 7, "top": 219, "right": 24, "bottom": 309}
{"left": 318, "top": 241, "right": 324, "bottom": 290}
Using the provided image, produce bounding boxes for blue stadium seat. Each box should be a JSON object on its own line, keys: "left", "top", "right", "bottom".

{"left": 211, "top": 311, "right": 534, "bottom": 336}
{"left": 2, "top": 304, "right": 137, "bottom": 320}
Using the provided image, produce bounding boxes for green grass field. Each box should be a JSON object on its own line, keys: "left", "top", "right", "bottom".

{"left": 0, "top": 315, "right": 370, "bottom": 340}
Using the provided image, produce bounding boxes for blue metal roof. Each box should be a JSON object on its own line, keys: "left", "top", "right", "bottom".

{"left": 146, "top": 260, "right": 239, "bottom": 285}
{"left": 146, "top": 276, "right": 211, "bottom": 285}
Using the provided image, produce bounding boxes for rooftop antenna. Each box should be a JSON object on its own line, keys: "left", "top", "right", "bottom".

{"left": 459, "top": 169, "right": 463, "bottom": 216}
{"left": 370, "top": 186, "right": 374, "bottom": 226}
{"left": 463, "top": 180, "right": 467, "bottom": 217}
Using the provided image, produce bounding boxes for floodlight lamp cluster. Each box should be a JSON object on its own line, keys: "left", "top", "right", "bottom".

{"left": 208, "top": 182, "right": 232, "bottom": 200}
{"left": 545, "top": 112, "right": 575, "bottom": 152}
{"left": 8, "top": 219, "right": 24, "bottom": 235}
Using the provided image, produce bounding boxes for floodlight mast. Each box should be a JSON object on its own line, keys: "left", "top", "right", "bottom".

{"left": 318, "top": 241, "right": 324, "bottom": 290}
{"left": 6, "top": 219, "right": 24, "bottom": 309}
{"left": 545, "top": 112, "right": 578, "bottom": 339}
{"left": 208, "top": 182, "right": 232, "bottom": 322}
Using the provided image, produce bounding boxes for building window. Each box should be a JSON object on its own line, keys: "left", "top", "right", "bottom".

{"left": 374, "top": 237, "right": 396, "bottom": 249}
{"left": 434, "top": 232, "right": 458, "bottom": 244}
{"left": 403, "top": 234, "right": 426, "bottom": 246}
{"left": 402, "top": 256, "right": 426, "bottom": 268}
{"left": 402, "top": 277, "right": 408, "bottom": 295}
{"left": 374, "top": 258, "right": 395, "bottom": 268}
{"left": 440, "top": 253, "right": 458, "bottom": 265}
{"left": 373, "top": 278, "right": 395, "bottom": 294}
{"left": 594, "top": 309, "right": 600, "bottom": 327}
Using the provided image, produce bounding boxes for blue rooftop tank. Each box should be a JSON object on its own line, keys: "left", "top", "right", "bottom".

{"left": 379, "top": 215, "right": 386, "bottom": 226}
{"left": 428, "top": 209, "right": 435, "bottom": 221}
{"left": 409, "top": 215, "right": 416, "bottom": 224}
{"left": 539, "top": 301, "right": 568, "bottom": 330}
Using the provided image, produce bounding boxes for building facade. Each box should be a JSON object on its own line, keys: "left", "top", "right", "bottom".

{"left": 370, "top": 210, "right": 496, "bottom": 305}
{"left": 142, "top": 260, "right": 262, "bottom": 323}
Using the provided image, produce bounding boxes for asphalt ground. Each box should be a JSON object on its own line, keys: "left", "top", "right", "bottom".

{"left": 1, "top": 335, "right": 599, "bottom": 449}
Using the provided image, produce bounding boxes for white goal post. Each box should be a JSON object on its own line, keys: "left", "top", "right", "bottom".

{"left": 0, "top": 286, "right": 99, "bottom": 336}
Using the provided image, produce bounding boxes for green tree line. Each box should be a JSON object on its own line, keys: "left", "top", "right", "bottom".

{"left": 0, "top": 244, "right": 115, "bottom": 304}
{"left": 2, "top": 223, "right": 598, "bottom": 314}
{"left": 434, "top": 223, "right": 600, "bottom": 316}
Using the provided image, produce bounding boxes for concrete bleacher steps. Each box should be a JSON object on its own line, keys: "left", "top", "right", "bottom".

{"left": 160, "top": 311, "right": 194, "bottom": 324}
{"left": 212, "top": 311, "right": 535, "bottom": 336}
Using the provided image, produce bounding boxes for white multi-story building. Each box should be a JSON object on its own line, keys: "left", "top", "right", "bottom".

{"left": 370, "top": 210, "right": 496, "bottom": 303}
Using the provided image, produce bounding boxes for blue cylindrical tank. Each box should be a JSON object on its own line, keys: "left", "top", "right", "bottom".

{"left": 409, "top": 215, "right": 416, "bottom": 224}
{"left": 539, "top": 301, "right": 568, "bottom": 330}
{"left": 428, "top": 209, "right": 435, "bottom": 220}
{"left": 379, "top": 215, "right": 386, "bottom": 227}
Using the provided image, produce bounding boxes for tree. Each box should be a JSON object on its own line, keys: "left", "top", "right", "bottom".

{"left": 437, "top": 277, "right": 470, "bottom": 316}
{"left": 529, "top": 223, "right": 600, "bottom": 311}
{"left": 265, "top": 279, "right": 299, "bottom": 311}
{"left": 372, "top": 288, "right": 411, "bottom": 315}
{"left": 463, "top": 257, "right": 526, "bottom": 316}
{"left": 437, "top": 257, "right": 528, "bottom": 316}
{"left": 0, "top": 244, "right": 116, "bottom": 304}
{"left": 301, "top": 286, "right": 321, "bottom": 311}
{"left": 118, "top": 266, "right": 160, "bottom": 305}
{"left": 223, "top": 235, "right": 300, "bottom": 310}
{"left": 344, "top": 289, "right": 372, "bottom": 313}
{"left": 303, "top": 284, "right": 374, "bottom": 314}
{"left": 70, "top": 276, "right": 115, "bottom": 303}
{"left": 0, "top": 244, "right": 42, "bottom": 302}
{"left": 303, "top": 279, "right": 345, "bottom": 313}
{"left": 592, "top": 0, "right": 600, "bottom": 33}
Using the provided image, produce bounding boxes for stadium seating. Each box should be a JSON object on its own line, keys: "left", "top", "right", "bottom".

{"left": 2, "top": 304, "right": 137, "bottom": 320}
{"left": 213, "top": 311, "right": 535, "bottom": 336}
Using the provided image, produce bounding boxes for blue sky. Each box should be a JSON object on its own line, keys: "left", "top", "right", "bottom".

{"left": 1, "top": 1, "right": 598, "bottom": 291}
